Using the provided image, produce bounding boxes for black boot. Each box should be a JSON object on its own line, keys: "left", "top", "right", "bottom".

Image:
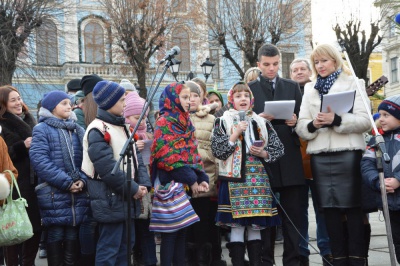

{"left": 246, "top": 240, "right": 263, "bottom": 266}
{"left": 226, "top": 242, "right": 245, "bottom": 266}
{"left": 299, "top": 255, "right": 310, "bottom": 266}
{"left": 197, "top": 243, "right": 212, "bottom": 266}
{"left": 47, "top": 241, "right": 63, "bottom": 266}
{"left": 64, "top": 240, "right": 78, "bottom": 266}
{"left": 332, "top": 257, "right": 348, "bottom": 266}
{"left": 363, "top": 224, "right": 371, "bottom": 266}
{"left": 348, "top": 256, "right": 365, "bottom": 266}
{"left": 76, "top": 253, "right": 96, "bottom": 266}
{"left": 261, "top": 227, "right": 275, "bottom": 266}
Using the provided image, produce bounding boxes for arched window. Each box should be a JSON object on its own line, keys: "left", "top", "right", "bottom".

{"left": 172, "top": 28, "right": 190, "bottom": 71}
{"left": 84, "top": 22, "right": 105, "bottom": 63}
{"left": 36, "top": 20, "right": 58, "bottom": 65}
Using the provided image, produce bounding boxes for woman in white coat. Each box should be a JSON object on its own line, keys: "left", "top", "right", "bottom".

{"left": 296, "top": 44, "right": 371, "bottom": 266}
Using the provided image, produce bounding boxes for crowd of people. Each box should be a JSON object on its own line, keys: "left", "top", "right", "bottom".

{"left": 0, "top": 42, "right": 399, "bottom": 266}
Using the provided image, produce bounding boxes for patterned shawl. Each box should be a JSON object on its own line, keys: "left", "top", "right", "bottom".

{"left": 314, "top": 69, "right": 342, "bottom": 99}
{"left": 150, "top": 82, "right": 204, "bottom": 172}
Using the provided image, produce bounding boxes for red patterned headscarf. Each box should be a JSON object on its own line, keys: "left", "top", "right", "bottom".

{"left": 150, "top": 82, "right": 204, "bottom": 172}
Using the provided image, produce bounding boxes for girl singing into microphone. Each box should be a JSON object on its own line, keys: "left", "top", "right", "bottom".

{"left": 211, "top": 81, "right": 284, "bottom": 266}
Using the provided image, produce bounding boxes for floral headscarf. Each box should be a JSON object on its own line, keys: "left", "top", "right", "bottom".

{"left": 150, "top": 82, "right": 204, "bottom": 172}
{"left": 227, "top": 82, "right": 255, "bottom": 116}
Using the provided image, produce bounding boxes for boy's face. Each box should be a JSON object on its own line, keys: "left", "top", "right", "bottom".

{"left": 189, "top": 92, "right": 201, "bottom": 112}
{"left": 179, "top": 87, "right": 191, "bottom": 112}
{"left": 108, "top": 94, "right": 126, "bottom": 117}
{"left": 379, "top": 110, "right": 400, "bottom": 132}
{"left": 53, "top": 99, "right": 72, "bottom": 119}
{"left": 257, "top": 55, "right": 280, "bottom": 80}
{"left": 233, "top": 91, "right": 250, "bottom": 111}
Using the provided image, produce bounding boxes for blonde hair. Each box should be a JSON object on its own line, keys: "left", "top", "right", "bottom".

{"left": 310, "top": 44, "right": 351, "bottom": 77}
{"left": 244, "top": 67, "right": 261, "bottom": 83}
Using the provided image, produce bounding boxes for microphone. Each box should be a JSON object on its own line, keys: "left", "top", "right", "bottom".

{"left": 239, "top": 110, "right": 246, "bottom": 122}
{"left": 159, "top": 46, "right": 180, "bottom": 64}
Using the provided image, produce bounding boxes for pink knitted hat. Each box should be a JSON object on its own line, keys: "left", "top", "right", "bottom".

{"left": 124, "top": 92, "right": 148, "bottom": 118}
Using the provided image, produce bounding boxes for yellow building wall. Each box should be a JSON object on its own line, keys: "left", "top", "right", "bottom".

{"left": 368, "top": 53, "right": 384, "bottom": 113}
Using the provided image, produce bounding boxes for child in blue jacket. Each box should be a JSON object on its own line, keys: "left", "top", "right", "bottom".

{"left": 361, "top": 95, "right": 400, "bottom": 263}
{"left": 30, "top": 91, "right": 89, "bottom": 265}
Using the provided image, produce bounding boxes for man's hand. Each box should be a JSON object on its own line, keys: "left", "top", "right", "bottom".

{"left": 285, "top": 113, "right": 297, "bottom": 127}
{"left": 259, "top": 113, "right": 274, "bottom": 121}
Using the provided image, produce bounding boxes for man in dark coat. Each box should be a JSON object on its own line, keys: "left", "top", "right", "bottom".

{"left": 248, "top": 44, "right": 305, "bottom": 266}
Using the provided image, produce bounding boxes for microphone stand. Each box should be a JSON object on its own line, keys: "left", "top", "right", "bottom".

{"left": 340, "top": 43, "right": 397, "bottom": 265}
{"left": 111, "top": 59, "right": 174, "bottom": 266}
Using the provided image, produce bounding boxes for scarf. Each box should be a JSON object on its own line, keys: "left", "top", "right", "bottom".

{"left": 151, "top": 82, "right": 203, "bottom": 172}
{"left": 314, "top": 69, "right": 342, "bottom": 99}
{"left": 126, "top": 119, "right": 148, "bottom": 140}
{"left": 40, "top": 108, "right": 85, "bottom": 181}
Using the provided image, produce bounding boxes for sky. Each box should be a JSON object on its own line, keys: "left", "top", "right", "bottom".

{"left": 311, "top": 0, "right": 381, "bottom": 46}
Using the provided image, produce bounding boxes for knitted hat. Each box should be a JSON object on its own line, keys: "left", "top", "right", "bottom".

{"left": 185, "top": 81, "right": 201, "bottom": 95}
{"left": 378, "top": 95, "right": 400, "bottom": 120}
{"left": 372, "top": 112, "right": 380, "bottom": 121}
{"left": 93, "top": 81, "right": 125, "bottom": 110}
{"left": 124, "top": 92, "right": 148, "bottom": 118}
{"left": 41, "top": 91, "right": 71, "bottom": 112}
{"left": 67, "top": 79, "right": 81, "bottom": 92}
{"left": 120, "top": 79, "right": 137, "bottom": 92}
{"left": 73, "top": 90, "right": 85, "bottom": 105}
{"left": 81, "top": 74, "right": 103, "bottom": 96}
{"left": 207, "top": 90, "right": 224, "bottom": 105}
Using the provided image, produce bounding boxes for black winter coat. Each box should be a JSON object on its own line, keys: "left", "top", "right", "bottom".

{"left": 0, "top": 112, "right": 42, "bottom": 231}
{"left": 249, "top": 75, "right": 305, "bottom": 188}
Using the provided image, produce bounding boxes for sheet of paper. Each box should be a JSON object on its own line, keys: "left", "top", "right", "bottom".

{"left": 320, "top": 90, "right": 356, "bottom": 115}
{"left": 263, "top": 100, "right": 295, "bottom": 120}
{"left": 140, "top": 139, "right": 153, "bottom": 165}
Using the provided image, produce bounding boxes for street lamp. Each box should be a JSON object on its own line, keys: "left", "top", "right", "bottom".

{"left": 170, "top": 58, "right": 181, "bottom": 82}
{"left": 200, "top": 57, "right": 215, "bottom": 82}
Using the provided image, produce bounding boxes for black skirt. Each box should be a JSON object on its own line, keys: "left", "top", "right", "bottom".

{"left": 311, "top": 150, "right": 363, "bottom": 208}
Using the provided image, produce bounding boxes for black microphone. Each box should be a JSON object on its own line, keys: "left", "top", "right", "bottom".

{"left": 159, "top": 46, "right": 181, "bottom": 64}
{"left": 239, "top": 111, "right": 246, "bottom": 137}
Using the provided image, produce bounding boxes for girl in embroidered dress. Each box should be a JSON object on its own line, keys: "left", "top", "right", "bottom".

{"left": 211, "top": 82, "right": 284, "bottom": 266}
{"left": 150, "top": 81, "right": 210, "bottom": 266}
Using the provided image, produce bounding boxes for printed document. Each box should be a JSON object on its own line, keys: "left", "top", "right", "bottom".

{"left": 263, "top": 100, "right": 295, "bottom": 120}
{"left": 320, "top": 90, "right": 356, "bottom": 115}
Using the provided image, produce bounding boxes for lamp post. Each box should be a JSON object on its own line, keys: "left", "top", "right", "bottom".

{"left": 200, "top": 57, "right": 215, "bottom": 82}
{"left": 170, "top": 58, "right": 181, "bottom": 82}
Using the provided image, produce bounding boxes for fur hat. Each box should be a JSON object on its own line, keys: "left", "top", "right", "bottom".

{"left": 378, "top": 95, "right": 400, "bottom": 120}
{"left": 93, "top": 81, "right": 125, "bottom": 110}
{"left": 81, "top": 74, "right": 103, "bottom": 96}
{"left": 124, "top": 92, "right": 148, "bottom": 118}
{"left": 67, "top": 79, "right": 81, "bottom": 93}
{"left": 185, "top": 81, "right": 201, "bottom": 95}
{"left": 0, "top": 173, "right": 10, "bottom": 200}
{"left": 41, "top": 91, "right": 71, "bottom": 112}
{"left": 120, "top": 79, "right": 137, "bottom": 92}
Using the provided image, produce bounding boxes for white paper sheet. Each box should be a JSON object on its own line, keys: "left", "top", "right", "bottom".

{"left": 140, "top": 139, "right": 153, "bottom": 165}
{"left": 320, "top": 90, "right": 356, "bottom": 115}
{"left": 263, "top": 100, "right": 295, "bottom": 120}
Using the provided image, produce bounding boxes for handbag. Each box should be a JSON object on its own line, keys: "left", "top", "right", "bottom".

{"left": 0, "top": 170, "right": 34, "bottom": 246}
{"left": 149, "top": 180, "right": 199, "bottom": 233}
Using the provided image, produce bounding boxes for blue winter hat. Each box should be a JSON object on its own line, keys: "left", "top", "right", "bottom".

{"left": 378, "top": 95, "right": 400, "bottom": 120}
{"left": 93, "top": 80, "right": 125, "bottom": 110}
{"left": 41, "top": 91, "right": 71, "bottom": 112}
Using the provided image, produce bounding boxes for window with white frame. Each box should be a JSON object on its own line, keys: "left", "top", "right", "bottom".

{"left": 84, "top": 22, "right": 105, "bottom": 63}
{"left": 391, "top": 57, "right": 398, "bottom": 83}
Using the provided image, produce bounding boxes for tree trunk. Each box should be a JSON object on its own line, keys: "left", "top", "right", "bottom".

{"left": 0, "top": 59, "right": 16, "bottom": 86}
{"left": 136, "top": 65, "right": 147, "bottom": 99}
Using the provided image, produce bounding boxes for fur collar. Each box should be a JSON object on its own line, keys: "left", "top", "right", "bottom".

{"left": 0, "top": 112, "right": 36, "bottom": 139}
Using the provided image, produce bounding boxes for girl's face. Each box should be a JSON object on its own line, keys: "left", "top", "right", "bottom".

{"left": 208, "top": 94, "right": 222, "bottom": 111}
{"left": 53, "top": 99, "right": 72, "bottom": 119}
{"left": 313, "top": 56, "right": 336, "bottom": 77}
{"left": 189, "top": 92, "right": 201, "bottom": 112}
{"left": 179, "top": 87, "right": 191, "bottom": 112}
{"left": 233, "top": 90, "right": 251, "bottom": 111}
{"left": 379, "top": 110, "right": 400, "bottom": 132}
{"left": 7, "top": 91, "right": 23, "bottom": 116}
{"left": 127, "top": 114, "right": 147, "bottom": 127}
{"left": 108, "top": 94, "right": 126, "bottom": 116}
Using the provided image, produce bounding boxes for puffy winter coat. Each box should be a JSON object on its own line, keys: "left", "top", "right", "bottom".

{"left": 30, "top": 109, "right": 89, "bottom": 226}
{"left": 361, "top": 127, "right": 400, "bottom": 211}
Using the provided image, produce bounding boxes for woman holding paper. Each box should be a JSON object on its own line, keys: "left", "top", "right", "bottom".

{"left": 296, "top": 43, "right": 371, "bottom": 265}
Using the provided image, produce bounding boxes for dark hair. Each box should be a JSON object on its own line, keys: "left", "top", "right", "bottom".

{"left": 258, "top": 44, "right": 280, "bottom": 61}
{"left": 0, "top": 85, "right": 29, "bottom": 119}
